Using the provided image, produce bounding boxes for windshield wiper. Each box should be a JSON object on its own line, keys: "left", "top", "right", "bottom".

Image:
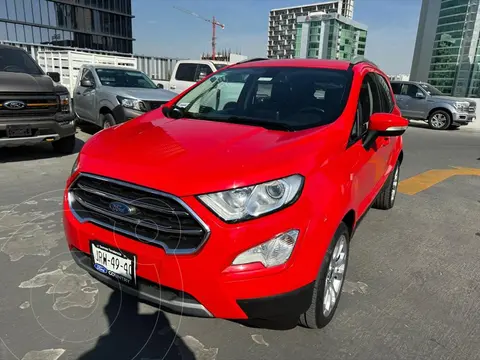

{"left": 222, "top": 116, "right": 294, "bottom": 131}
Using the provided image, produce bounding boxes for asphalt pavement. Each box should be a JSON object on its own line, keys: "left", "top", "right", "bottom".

{"left": 0, "top": 124, "right": 479, "bottom": 360}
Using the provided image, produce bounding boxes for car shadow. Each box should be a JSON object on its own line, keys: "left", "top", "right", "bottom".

{"left": 78, "top": 290, "right": 194, "bottom": 360}
{"left": 407, "top": 120, "right": 461, "bottom": 131}
{"left": 0, "top": 136, "right": 85, "bottom": 163}
{"left": 77, "top": 122, "right": 101, "bottom": 135}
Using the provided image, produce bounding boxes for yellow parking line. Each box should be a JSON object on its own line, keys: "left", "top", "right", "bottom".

{"left": 398, "top": 167, "right": 480, "bottom": 195}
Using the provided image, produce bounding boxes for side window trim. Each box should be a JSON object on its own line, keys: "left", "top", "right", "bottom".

{"left": 348, "top": 72, "right": 375, "bottom": 147}
{"left": 373, "top": 73, "right": 394, "bottom": 113}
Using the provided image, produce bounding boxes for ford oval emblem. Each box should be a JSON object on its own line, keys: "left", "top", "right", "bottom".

{"left": 3, "top": 100, "right": 26, "bottom": 110}
{"left": 94, "top": 263, "right": 108, "bottom": 274}
{"left": 109, "top": 201, "right": 137, "bottom": 215}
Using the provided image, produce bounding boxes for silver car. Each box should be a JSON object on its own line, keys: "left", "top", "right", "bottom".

{"left": 390, "top": 80, "right": 476, "bottom": 130}
{"left": 73, "top": 65, "right": 177, "bottom": 129}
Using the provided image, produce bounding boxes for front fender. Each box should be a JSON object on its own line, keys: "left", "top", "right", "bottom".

{"left": 427, "top": 101, "right": 457, "bottom": 117}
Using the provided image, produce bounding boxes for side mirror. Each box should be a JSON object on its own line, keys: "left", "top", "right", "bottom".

{"left": 363, "top": 113, "right": 408, "bottom": 149}
{"left": 162, "top": 105, "right": 183, "bottom": 119}
{"left": 80, "top": 79, "right": 94, "bottom": 88}
{"left": 197, "top": 72, "right": 207, "bottom": 81}
{"left": 47, "top": 72, "right": 60, "bottom": 82}
{"left": 369, "top": 113, "right": 409, "bottom": 136}
{"left": 415, "top": 92, "right": 425, "bottom": 99}
{"left": 156, "top": 83, "right": 164, "bottom": 89}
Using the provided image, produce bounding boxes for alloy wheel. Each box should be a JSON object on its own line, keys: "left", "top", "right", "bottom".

{"left": 390, "top": 165, "right": 400, "bottom": 203}
{"left": 431, "top": 113, "right": 447, "bottom": 129}
{"left": 323, "top": 235, "right": 348, "bottom": 317}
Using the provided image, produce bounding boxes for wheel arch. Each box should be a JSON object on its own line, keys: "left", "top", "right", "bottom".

{"left": 428, "top": 107, "right": 453, "bottom": 121}
{"left": 342, "top": 209, "right": 356, "bottom": 237}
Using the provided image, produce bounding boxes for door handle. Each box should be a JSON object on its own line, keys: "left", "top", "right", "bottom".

{"left": 170, "top": 85, "right": 176, "bottom": 89}
{"left": 76, "top": 92, "right": 80, "bottom": 95}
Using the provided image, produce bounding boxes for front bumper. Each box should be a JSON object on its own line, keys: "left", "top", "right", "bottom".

{"left": 0, "top": 113, "right": 76, "bottom": 148}
{"left": 452, "top": 111, "right": 476, "bottom": 126}
{"left": 63, "top": 182, "right": 323, "bottom": 320}
{"left": 112, "top": 105, "right": 144, "bottom": 123}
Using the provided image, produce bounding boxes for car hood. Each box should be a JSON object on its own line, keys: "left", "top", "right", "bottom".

{"left": 0, "top": 72, "right": 55, "bottom": 92}
{"left": 431, "top": 95, "right": 469, "bottom": 103}
{"left": 110, "top": 87, "right": 177, "bottom": 101}
{"left": 80, "top": 115, "right": 329, "bottom": 196}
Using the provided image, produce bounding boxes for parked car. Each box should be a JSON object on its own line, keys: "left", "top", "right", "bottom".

{"left": 0, "top": 44, "right": 76, "bottom": 153}
{"left": 64, "top": 57, "right": 408, "bottom": 329}
{"left": 153, "top": 59, "right": 229, "bottom": 93}
{"left": 73, "top": 65, "right": 177, "bottom": 129}
{"left": 390, "top": 80, "right": 476, "bottom": 130}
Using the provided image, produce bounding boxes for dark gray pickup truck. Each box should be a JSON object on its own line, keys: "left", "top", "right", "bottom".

{"left": 0, "top": 44, "right": 76, "bottom": 153}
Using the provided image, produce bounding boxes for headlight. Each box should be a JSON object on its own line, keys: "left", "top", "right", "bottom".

{"left": 197, "top": 174, "right": 304, "bottom": 222}
{"left": 232, "top": 230, "right": 299, "bottom": 267}
{"left": 58, "top": 94, "right": 70, "bottom": 113}
{"left": 117, "top": 96, "right": 147, "bottom": 112}
{"left": 454, "top": 101, "right": 469, "bottom": 111}
{"left": 71, "top": 155, "right": 79, "bottom": 175}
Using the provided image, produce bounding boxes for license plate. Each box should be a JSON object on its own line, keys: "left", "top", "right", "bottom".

{"left": 90, "top": 241, "right": 136, "bottom": 286}
{"left": 6, "top": 125, "right": 32, "bottom": 138}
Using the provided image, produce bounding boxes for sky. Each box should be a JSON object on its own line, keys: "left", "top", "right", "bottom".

{"left": 132, "top": 0, "right": 421, "bottom": 75}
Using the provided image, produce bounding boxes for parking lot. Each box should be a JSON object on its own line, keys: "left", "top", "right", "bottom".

{"left": 0, "top": 124, "right": 479, "bottom": 360}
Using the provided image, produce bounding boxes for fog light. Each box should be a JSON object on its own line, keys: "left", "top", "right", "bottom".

{"left": 232, "top": 230, "right": 299, "bottom": 267}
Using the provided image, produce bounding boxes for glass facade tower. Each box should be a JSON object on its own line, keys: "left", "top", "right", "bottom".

{"left": 295, "top": 12, "right": 367, "bottom": 61}
{"left": 428, "top": 0, "right": 480, "bottom": 96}
{"left": 0, "top": 0, "right": 133, "bottom": 53}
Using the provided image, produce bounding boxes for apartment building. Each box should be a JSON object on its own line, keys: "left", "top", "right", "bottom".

{"left": 295, "top": 12, "right": 367, "bottom": 60}
{"left": 268, "top": 0, "right": 355, "bottom": 59}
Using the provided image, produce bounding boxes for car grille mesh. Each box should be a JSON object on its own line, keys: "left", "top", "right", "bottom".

{"left": 68, "top": 174, "right": 209, "bottom": 254}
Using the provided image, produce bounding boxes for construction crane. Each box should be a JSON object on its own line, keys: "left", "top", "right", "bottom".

{"left": 173, "top": 6, "right": 225, "bottom": 60}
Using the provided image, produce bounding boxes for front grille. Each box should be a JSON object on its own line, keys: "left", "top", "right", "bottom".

{"left": 0, "top": 92, "right": 58, "bottom": 118}
{"left": 68, "top": 174, "right": 209, "bottom": 254}
{"left": 147, "top": 101, "right": 167, "bottom": 111}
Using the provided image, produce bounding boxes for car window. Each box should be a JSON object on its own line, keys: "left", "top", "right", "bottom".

{"left": 0, "top": 48, "right": 43, "bottom": 75}
{"left": 350, "top": 73, "right": 380, "bottom": 143}
{"left": 175, "top": 63, "right": 198, "bottom": 82}
{"left": 82, "top": 69, "right": 95, "bottom": 85}
{"left": 390, "top": 83, "right": 402, "bottom": 95}
{"left": 401, "top": 84, "right": 420, "bottom": 98}
{"left": 195, "top": 64, "right": 213, "bottom": 82}
{"left": 173, "top": 66, "right": 353, "bottom": 131}
{"left": 375, "top": 74, "right": 394, "bottom": 113}
{"left": 95, "top": 68, "right": 156, "bottom": 89}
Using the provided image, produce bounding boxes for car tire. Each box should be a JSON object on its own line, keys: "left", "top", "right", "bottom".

{"left": 102, "top": 113, "right": 116, "bottom": 129}
{"left": 372, "top": 161, "right": 400, "bottom": 210}
{"left": 428, "top": 110, "right": 451, "bottom": 130}
{"left": 52, "top": 135, "right": 76, "bottom": 154}
{"left": 300, "top": 222, "right": 350, "bottom": 329}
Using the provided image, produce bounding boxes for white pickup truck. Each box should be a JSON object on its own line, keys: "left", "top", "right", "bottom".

{"left": 153, "top": 59, "right": 229, "bottom": 94}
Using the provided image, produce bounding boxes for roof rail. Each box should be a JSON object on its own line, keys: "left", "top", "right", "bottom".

{"left": 350, "top": 56, "right": 378, "bottom": 68}
{"left": 233, "top": 57, "right": 270, "bottom": 65}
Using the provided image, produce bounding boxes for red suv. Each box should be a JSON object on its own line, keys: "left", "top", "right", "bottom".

{"left": 64, "top": 58, "right": 407, "bottom": 329}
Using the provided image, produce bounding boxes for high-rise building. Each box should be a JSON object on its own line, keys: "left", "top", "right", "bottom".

{"left": 0, "top": 0, "right": 134, "bottom": 53}
{"left": 410, "top": 0, "right": 480, "bottom": 97}
{"left": 295, "top": 12, "right": 366, "bottom": 60}
{"left": 268, "top": 0, "right": 355, "bottom": 59}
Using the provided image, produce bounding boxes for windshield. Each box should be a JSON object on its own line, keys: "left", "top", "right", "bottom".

{"left": 0, "top": 48, "right": 43, "bottom": 75}
{"left": 419, "top": 83, "right": 443, "bottom": 96}
{"left": 172, "top": 66, "right": 352, "bottom": 131}
{"left": 95, "top": 68, "right": 157, "bottom": 89}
